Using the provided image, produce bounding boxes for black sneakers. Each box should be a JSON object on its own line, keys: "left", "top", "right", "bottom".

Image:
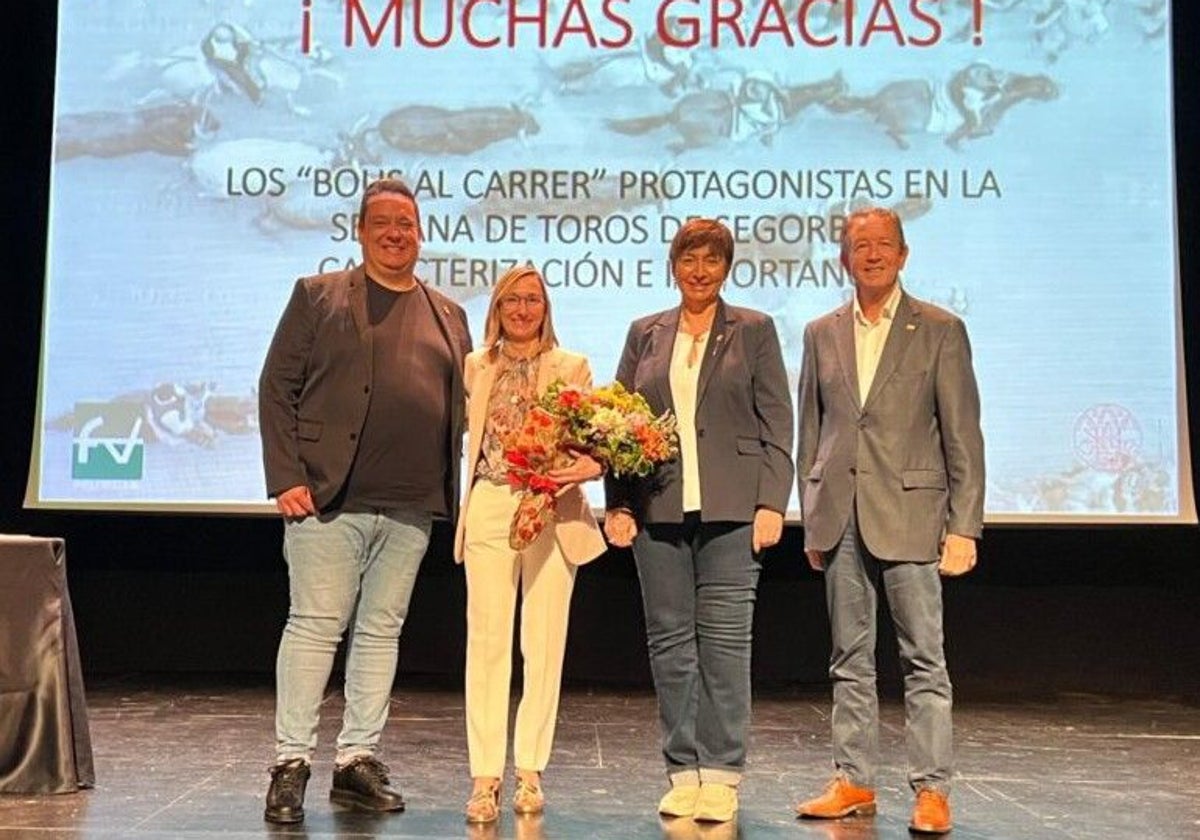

{"left": 264, "top": 758, "right": 310, "bottom": 824}
{"left": 330, "top": 755, "right": 406, "bottom": 812}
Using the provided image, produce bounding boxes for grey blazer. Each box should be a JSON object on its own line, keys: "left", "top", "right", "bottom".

{"left": 258, "top": 265, "right": 472, "bottom": 515}
{"left": 605, "top": 299, "right": 794, "bottom": 524}
{"left": 797, "top": 291, "right": 984, "bottom": 561}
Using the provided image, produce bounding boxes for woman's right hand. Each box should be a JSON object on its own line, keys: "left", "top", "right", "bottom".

{"left": 603, "top": 509, "right": 638, "bottom": 547}
{"left": 547, "top": 453, "right": 604, "bottom": 488}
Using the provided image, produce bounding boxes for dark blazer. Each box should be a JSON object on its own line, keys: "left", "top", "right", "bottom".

{"left": 258, "top": 265, "right": 472, "bottom": 515}
{"left": 796, "top": 291, "right": 985, "bottom": 561}
{"left": 605, "top": 299, "right": 794, "bottom": 524}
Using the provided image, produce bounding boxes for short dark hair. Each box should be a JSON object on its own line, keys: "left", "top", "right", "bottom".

{"left": 357, "top": 177, "right": 419, "bottom": 224}
{"left": 669, "top": 218, "right": 735, "bottom": 266}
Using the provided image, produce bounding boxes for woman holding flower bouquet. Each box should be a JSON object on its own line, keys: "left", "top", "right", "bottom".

{"left": 453, "top": 265, "right": 607, "bottom": 823}
{"left": 604, "top": 218, "right": 794, "bottom": 823}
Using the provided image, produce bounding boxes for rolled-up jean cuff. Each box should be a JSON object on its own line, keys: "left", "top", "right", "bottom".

{"left": 334, "top": 748, "right": 374, "bottom": 768}
{"left": 668, "top": 769, "right": 700, "bottom": 787}
{"left": 699, "top": 768, "right": 742, "bottom": 786}
{"left": 275, "top": 753, "right": 312, "bottom": 767}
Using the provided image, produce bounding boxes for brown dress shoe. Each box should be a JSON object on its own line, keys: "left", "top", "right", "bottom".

{"left": 796, "top": 776, "right": 877, "bottom": 819}
{"left": 909, "top": 788, "right": 952, "bottom": 834}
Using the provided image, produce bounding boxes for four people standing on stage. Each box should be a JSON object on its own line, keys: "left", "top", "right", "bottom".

{"left": 793, "top": 206, "right": 985, "bottom": 835}
{"left": 455, "top": 265, "right": 606, "bottom": 823}
{"left": 603, "top": 219, "right": 795, "bottom": 824}
{"left": 258, "top": 177, "right": 984, "bottom": 832}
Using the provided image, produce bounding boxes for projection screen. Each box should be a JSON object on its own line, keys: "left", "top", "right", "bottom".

{"left": 27, "top": 0, "right": 1195, "bottom": 522}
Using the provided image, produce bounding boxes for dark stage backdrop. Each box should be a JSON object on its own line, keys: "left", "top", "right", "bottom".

{"left": 3, "top": 3, "right": 1198, "bottom": 698}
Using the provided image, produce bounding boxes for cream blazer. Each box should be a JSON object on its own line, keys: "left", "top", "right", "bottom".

{"left": 453, "top": 346, "right": 607, "bottom": 566}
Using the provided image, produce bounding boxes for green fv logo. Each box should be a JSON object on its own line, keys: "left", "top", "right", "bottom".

{"left": 72, "top": 402, "right": 145, "bottom": 480}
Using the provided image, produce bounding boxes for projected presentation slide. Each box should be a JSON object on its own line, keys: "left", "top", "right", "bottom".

{"left": 29, "top": 0, "right": 1193, "bottom": 522}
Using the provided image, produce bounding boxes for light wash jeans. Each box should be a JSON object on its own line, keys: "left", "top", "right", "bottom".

{"left": 274, "top": 507, "right": 431, "bottom": 764}
{"left": 823, "top": 507, "right": 953, "bottom": 792}
{"left": 633, "top": 515, "right": 760, "bottom": 786}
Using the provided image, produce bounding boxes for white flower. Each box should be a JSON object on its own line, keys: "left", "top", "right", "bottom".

{"left": 589, "top": 407, "right": 624, "bottom": 434}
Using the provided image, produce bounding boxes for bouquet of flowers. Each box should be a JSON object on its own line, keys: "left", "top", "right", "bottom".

{"left": 503, "top": 380, "right": 678, "bottom": 550}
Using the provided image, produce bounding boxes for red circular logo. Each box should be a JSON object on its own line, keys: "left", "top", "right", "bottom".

{"left": 1073, "top": 404, "right": 1141, "bottom": 473}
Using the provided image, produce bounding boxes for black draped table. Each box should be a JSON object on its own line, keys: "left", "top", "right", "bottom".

{"left": 0, "top": 535, "right": 94, "bottom": 794}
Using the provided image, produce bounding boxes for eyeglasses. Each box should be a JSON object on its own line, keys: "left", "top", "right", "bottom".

{"left": 498, "top": 295, "right": 546, "bottom": 310}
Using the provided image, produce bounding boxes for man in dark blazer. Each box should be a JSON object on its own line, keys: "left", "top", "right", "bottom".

{"left": 794, "top": 207, "right": 984, "bottom": 835}
{"left": 257, "top": 178, "right": 471, "bottom": 825}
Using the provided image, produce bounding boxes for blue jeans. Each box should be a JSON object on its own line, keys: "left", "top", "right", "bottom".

{"left": 275, "top": 508, "right": 431, "bottom": 764}
{"left": 824, "top": 507, "right": 952, "bottom": 792}
{"left": 633, "top": 515, "right": 760, "bottom": 785}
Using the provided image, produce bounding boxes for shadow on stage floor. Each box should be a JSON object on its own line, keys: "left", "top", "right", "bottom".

{"left": 2, "top": 676, "right": 1197, "bottom": 838}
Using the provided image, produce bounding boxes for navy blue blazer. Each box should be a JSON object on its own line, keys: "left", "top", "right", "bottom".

{"left": 605, "top": 299, "right": 794, "bottom": 524}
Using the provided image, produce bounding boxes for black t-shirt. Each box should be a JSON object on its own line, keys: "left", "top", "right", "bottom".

{"left": 339, "top": 278, "right": 454, "bottom": 515}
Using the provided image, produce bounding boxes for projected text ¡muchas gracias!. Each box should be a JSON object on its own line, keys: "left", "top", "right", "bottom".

{"left": 301, "top": 0, "right": 981, "bottom": 53}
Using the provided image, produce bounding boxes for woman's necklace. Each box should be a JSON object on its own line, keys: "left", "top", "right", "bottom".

{"left": 680, "top": 312, "right": 714, "bottom": 369}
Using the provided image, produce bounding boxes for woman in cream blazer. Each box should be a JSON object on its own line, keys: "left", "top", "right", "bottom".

{"left": 453, "top": 265, "right": 606, "bottom": 823}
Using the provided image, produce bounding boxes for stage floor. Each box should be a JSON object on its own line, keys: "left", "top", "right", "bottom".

{"left": 2, "top": 678, "right": 1197, "bottom": 838}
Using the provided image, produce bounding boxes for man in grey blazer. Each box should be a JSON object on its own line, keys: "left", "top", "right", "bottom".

{"left": 258, "top": 178, "right": 471, "bottom": 825}
{"left": 794, "top": 207, "right": 984, "bottom": 835}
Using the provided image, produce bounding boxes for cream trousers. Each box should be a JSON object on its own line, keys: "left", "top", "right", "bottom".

{"left": 463, "top": 480, "right": 577, "bottom": 779}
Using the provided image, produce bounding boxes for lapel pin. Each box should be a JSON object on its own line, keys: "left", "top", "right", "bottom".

{"left": 906, "top": 324, "right": 917, "bottom": 331}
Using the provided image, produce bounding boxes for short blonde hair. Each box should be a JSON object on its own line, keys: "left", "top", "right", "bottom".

{"left": 482, "top": 264, "right": 559, "bottom": 358}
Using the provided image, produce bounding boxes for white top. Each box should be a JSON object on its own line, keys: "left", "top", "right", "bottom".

{"left": 669, "top": 329, "right": 708, "bottom": 513}
{"left": 853, "top": 282, "right": 903, "bottom": 406}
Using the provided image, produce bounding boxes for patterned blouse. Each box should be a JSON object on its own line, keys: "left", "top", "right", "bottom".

{"left": 474, "top": 351, "right": 543, "bottom": 485}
